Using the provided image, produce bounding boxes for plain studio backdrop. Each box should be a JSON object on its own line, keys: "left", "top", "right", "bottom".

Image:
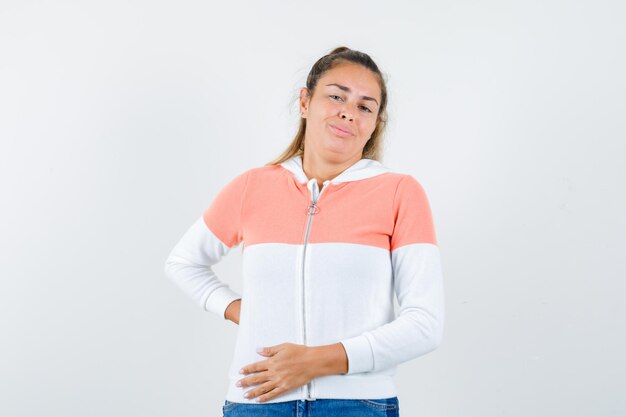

{"left": 0, "top": 0, "right": 624, "bottom": 416}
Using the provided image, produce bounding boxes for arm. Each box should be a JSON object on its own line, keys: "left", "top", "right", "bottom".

{"left": 224, "top": 298, "right": 241, "bottom": 324}
{"left": 307, "top": 343, "right": 349, "bottom": 377}
{"left": 164, "top": 170, "right": 250, "bottom": 320}
{"left": 338, "top": 175, "right": 445, "bottom": 374}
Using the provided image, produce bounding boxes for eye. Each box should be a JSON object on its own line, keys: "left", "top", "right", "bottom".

{"left": 329, "top": 95, "right": 373, "bottom": 113}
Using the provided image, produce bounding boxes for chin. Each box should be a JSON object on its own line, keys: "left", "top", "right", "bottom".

{"left": 323, "top": 142, "right": 352, "bottom": 155}
{"left": 321, "top": 146, "right": 361, "bottom": 162}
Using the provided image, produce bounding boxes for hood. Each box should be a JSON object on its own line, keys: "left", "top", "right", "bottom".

{"left": 279, "top": 154, "right": 391, "bottom": 184}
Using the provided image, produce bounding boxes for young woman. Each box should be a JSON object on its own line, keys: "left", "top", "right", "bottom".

{"left": 165, "top": 46, "right": 445, "bottom": 417}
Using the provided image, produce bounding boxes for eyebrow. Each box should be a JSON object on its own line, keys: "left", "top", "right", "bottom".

{"left": 325, "top": 83, "right": 379, "bottom": 106}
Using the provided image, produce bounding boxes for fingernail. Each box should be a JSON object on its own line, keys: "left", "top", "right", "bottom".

{"left": 256, "top": 347, "right": 264, "bottom": 353}
{"left": 239, "top": 368, "right": 245, "bottom": 374}
{"left": 236, "top": 380, "right": 242, "bottom": 387}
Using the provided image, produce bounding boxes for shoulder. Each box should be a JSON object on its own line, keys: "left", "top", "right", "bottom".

{"left": 392, "top": 173, "right": 429, "bottom": 198}
{"left": 240, "top": 164, "right": 285, "bottom": 180}
{"left": 389, "top": 173, "right": 438, "bottom": 247}
{"left": 212, "top": 164, "right": 287, "bottom": 198}
{"left": 236, "top": 165, "right": 286, "bottom": 190}
{"left": 370, "top": 169, "right": 427, "bottom": 191}
{"left": 389, "top": 173, "right": 435, "bottom": 219}
{"left": 219, "top": 164, "right": 281, "bottom": 185}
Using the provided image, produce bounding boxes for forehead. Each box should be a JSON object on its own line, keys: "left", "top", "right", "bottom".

{"left": 319, "top": 63, "right": 381, "bottom": 100}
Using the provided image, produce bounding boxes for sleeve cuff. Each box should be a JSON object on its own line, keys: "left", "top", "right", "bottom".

{"left": 339, "top": 334, "right": 375, "bottom": 374}
{"left": 204, "top": 286, "right": 242, "bottom": 319}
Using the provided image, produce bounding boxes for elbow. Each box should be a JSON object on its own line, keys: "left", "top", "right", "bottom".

{"left": 419, "top": 303, "right": 445, "bottom": 353}
{"left": 412, "top": 326, "right": 443, "bottom": 360}
{"left": 429, "top": 322, "right": 444, "bottom": 351}
{"left": 426, "top": 314, "right": 445, "bottom": 352}
{"left": 163, "top": 253, "right": 179, "bottom": 280}
{"left": 424, "top": 310, "right": 444, "bottom": 351}
{"left": 409, "top": 310, "right": 444, "bottom": 355}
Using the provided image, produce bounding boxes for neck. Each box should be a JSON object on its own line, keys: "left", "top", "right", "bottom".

{"left": 301, "top": 151, "right": 362, "bottom": 187}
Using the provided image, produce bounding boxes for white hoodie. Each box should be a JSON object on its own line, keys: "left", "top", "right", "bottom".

{"left": 164, "top": 154, "right": 445, "bottom": 403}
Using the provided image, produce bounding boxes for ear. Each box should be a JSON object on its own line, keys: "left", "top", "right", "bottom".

{"left": 299, "top": 87, "right": 310, "bottom": 117}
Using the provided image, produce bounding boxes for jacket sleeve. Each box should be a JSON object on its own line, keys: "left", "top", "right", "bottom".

{"left": 163, "top": 170, "right": 250, "bottom": 319}
{"left": 339, "top": 174, "right": 445, "bottom": 374}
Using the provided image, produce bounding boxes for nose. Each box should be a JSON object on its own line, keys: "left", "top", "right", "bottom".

{"left": 340, "top": 111, "right": 353, "bottom": 122}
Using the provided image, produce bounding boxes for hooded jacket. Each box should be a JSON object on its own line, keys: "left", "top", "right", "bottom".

{"left": 164, "top": 154, "right": 445, "bottom": 403}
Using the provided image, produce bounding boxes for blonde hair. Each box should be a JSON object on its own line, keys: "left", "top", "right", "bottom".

{"left": 266, "top": 46, "right": 389, "bottom": 166}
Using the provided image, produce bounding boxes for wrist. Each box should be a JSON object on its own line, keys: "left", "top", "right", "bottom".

{"left": 308, "top": 343, "right": 348, "bottom": 377}
{"left": 224, "top": 298, "right": 241, "bottom": 322}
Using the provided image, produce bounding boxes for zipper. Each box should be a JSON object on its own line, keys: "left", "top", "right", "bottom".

{"left": 301, "top": 178, "right": 329, "bottom": 401}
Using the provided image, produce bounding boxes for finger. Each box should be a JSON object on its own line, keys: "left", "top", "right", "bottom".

{"left": 246, "top": 381, "right": 280, "bottom": 402}
{"left": 240, "top": 360, "right": 269, "bottom": 376}
{"left": 256, "top": 346, "right": 274, "bottom": 356}
{"left": 258, "top": 344, "right": 285, "bottom": 356}
{"left": 256, "top": 383, "right": 286, "bottom": 403}
{"left": 237, "top": 371, "right": 270, "bottom": 388}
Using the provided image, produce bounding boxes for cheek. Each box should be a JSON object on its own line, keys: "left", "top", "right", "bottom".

{"left": 359, "top": 119, "right": 377, "bottom": 134}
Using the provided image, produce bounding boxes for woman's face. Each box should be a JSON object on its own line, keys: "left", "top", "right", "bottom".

{"left": 300, "top": 62, "right": 381, "bottom": 163}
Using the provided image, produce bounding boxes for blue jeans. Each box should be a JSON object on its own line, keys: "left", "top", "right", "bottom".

{"left": 222, "top": 397, "right": 399, "bottom": 416}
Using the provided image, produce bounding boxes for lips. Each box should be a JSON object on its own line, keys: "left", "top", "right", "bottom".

{"left": 329, "top": 123, "right": 353, "bottom": 137}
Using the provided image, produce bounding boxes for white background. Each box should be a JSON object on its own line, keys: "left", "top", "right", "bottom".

{"left": 1, "top": 0, "right": 624, "bottom": 416}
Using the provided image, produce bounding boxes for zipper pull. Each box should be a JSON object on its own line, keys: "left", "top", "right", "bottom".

{"left": 306, "top": 202, "right": 320, "bottom": 215}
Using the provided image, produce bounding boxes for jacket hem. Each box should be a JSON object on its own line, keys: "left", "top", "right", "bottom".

{"left": 225, "top": 374, "right": 397, "bottom": 403}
